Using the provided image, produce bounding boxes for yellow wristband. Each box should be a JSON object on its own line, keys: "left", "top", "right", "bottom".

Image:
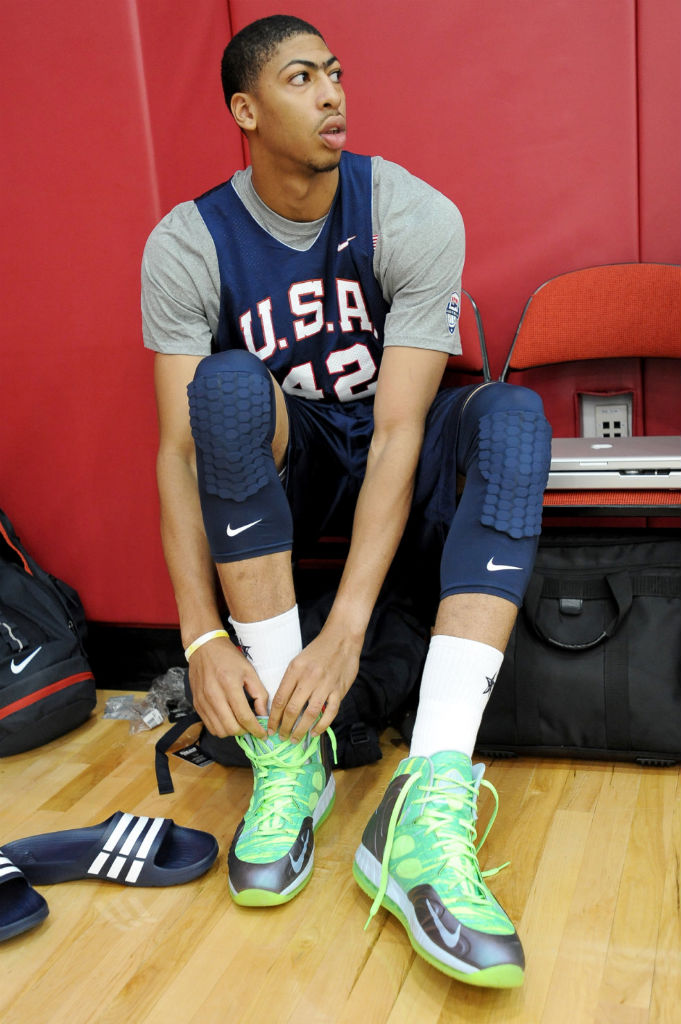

{"left": 184, "top": 629, "right": 229, "bottom": 662}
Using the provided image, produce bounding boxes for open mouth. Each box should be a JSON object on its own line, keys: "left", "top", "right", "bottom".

{"left": 319, "top": 122, "right": 347, "bottom": 150}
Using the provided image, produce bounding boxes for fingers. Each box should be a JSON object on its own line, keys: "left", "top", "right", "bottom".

{"left": 251, "top": 693, "right": 269, "bottom": 719}
{"left": 268, "top": 655, "right": 316, "bottom": 739}
{"left": 267, "top": 674, "right": 299, "bottom": 739}
{"left": 288, "top": 690, "right": 327, "bottom": 743}
{"left": 196, "top": 678, "right": 266, "bottom": 738}
{"left": 309, "top": 693, "right": 341, "bottom": 737}
{"left": 242, "top": 674, "right": 270, "bottom": 731}
{"left": 193, "top": 687, "right": 241, "bottom": 738}
{"left": 268, "top": 657, "right": 342, "bottom": 742}
{"left": 231, "top": 685, "right": 269, "bottom": 738}
{"left": 189, "top": 641, "right": 268, "bottom": 738}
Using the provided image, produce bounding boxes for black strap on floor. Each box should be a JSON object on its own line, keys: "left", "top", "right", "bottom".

{"left": 155, "top": 712, "right": 201, "bottom": 795}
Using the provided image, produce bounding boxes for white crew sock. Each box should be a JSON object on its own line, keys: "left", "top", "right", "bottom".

{"left": 409, "top": 634, "right": 504, "bottom": 759}
{"left": 229, "top": 604, "right": 302, "bottom": 710}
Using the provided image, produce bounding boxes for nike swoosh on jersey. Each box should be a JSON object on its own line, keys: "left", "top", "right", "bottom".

{"left": 226, "top": 519, "right": 263, "bottom": 538}
{"left": 486, "top": 557, "right": 523, "bottom": 572}
{"left": 10, "top": 647, "right": 43, "bottom": 674}
{"left": 337, "top": 235, "right": 356, "bottom": 251}
{"left": 425, "top": 898, "right": 462, "bottom": 949}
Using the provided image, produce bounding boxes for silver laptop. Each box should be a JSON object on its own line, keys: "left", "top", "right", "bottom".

{"left": 547, "top": 435, "right": 681, "bottom": 489}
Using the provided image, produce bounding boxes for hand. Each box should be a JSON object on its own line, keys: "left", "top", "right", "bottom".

{"left": 188, "top": 636, "right": 268, "bottom": 738}
{"left": 268, "top": 624, "right": 362, "bottom": 742}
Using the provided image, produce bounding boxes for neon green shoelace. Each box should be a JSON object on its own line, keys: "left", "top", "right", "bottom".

{"left": 237, "top": 729, "right": 337, "bottom": 838}
{"left": 365, "top": 769, "right": 508, "bottom": 930}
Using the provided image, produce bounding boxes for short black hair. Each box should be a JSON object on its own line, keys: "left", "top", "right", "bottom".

{"left": 221, "top": 15, "right": 324, "bottom": 110}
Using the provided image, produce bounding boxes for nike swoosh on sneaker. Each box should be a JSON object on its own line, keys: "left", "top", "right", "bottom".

{"left": 486, "top": 557, "right": 523, "bottom": 572}
{"left": 226, "top": 519, "right": 263, "bottom": 538}
{"left": 289, "top": 831, "right": 310, "bottom": 873}
{"left": 10, "top": 647, "right": 43, "bottom": 674}
{"left": 337, "top": 235, "right": 356, "bottom": 252}
{"left": 425, "top": 898, "right": 462, "bottom": 949}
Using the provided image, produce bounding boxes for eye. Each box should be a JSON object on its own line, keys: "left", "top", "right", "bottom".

{"left": 329, "top": 67, "right": 343, "bottom": 83}
{"left": 290, "top": 71, "right": 309, "bottom": 85}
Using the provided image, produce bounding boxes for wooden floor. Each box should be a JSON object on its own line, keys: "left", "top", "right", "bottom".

{"left": 1, "top": 690, "right": 679, "bottom": 1024}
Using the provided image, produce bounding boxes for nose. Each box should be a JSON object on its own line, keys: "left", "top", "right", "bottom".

{"left": 316, "top": 74, "right": 342, "bottom": 109}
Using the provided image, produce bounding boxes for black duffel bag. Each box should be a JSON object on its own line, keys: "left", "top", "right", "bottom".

{"left": 477, "top": 529, "right": 681, "bottom": 764}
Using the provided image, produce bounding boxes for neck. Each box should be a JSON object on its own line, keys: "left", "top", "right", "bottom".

{"left": 249, "top": 153, "right": 340, "bottom": 222}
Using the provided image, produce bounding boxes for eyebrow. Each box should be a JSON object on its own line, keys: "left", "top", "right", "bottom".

{"left": 279, "top": 55, "right": 340, "bottom": 74}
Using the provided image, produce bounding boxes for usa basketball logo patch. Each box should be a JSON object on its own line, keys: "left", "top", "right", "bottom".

{"left": 446, "top": 292, "right": 461, "bottom": 334}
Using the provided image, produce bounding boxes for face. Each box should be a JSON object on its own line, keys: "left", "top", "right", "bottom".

{"left": 239, "top": 34, "right": 347, "bottom": 174}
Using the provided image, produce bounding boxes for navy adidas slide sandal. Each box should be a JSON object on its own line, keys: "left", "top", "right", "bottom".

{"left": 0, "top": 852, "right": 49, "bottom": 941}
{"left": 2, "top": 812, "right": 219, "bottom": 887}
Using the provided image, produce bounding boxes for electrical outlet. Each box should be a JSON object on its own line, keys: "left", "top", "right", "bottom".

{"left": 580, "top": 394, "right": 632, "bottom": 437}
{"left": 593, "top": 402, "right": 630, "bottom": 437}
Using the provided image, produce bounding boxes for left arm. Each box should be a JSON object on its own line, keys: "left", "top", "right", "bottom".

{"left": 269, "top": 344, "right": 448, "bottom": 739}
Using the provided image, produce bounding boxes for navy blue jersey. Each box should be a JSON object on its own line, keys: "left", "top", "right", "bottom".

{"left": 194, "top": 152, "right": 389, "bottom": 402}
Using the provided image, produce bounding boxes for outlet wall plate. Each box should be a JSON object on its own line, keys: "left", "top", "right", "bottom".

{"left": 580, "top": 393, "right": 633, "bottom": 437}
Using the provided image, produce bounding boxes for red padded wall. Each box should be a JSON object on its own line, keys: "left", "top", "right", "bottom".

{"left": 134, "top": 0, "right": 244, "bottom": 212}
{"left": 1, "top": 1, "right": 160, "bottom": 623}
{"left": 0, "top": 0, "right": 243, "bottom": 623}
{"left": 637, "top": 0, "right": 681, "bottom": 261}
{"left": 1, "top": 0, "right": 678, "bottom": 625}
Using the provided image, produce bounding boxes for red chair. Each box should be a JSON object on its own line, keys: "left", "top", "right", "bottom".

{"left": 500, "top": 263, "right": 681, "bottom": 518}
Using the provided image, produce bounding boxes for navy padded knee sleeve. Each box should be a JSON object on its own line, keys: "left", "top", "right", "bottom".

{"left": 438, "top": 384, "right": 552, "bottom": 606}
{"left": 187, "top": 350, "right": 292, "bottom": 562}
{"left": 477, "top": 406, "right": 552, "bottom": 539}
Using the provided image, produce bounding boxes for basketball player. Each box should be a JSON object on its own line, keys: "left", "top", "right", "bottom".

{"left": 142, "top": 15, "right": 551, "bottom": 988}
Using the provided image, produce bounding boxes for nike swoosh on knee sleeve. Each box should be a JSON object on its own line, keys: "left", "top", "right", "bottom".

{"left": 226, "top": 519, "right": 263, "bottom": 537}
{"left": 486, "top": 557, "right": 523, "bottom": 572}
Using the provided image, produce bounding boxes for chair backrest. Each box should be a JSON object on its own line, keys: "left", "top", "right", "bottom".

{"left": 500, "top": 263, "right": 681, "bottom": 438}
{"left": 502, "top": 263, "right": 681, "bottom": 375}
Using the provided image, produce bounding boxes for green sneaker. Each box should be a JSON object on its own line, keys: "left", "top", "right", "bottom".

{"left": 228, "top": 720, "right": 336, "bottom": 907}
{"left": 353, "top": 751, "right": 524, "bottom": 988}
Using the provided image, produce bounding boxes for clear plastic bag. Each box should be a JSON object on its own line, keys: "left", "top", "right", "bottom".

{"left": 102, "top": 694, "right": 137, "bottom": 719}
{"left": 103, "top": 667, "right": 192, "bottom": 733}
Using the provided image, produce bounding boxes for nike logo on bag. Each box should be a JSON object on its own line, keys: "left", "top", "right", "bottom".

{"left": 10, "top": 647, "right": 43, "bottom": 674}
{"left": 486, "top": 557, "right": 523, "bottom": 572}
{"left": 226, "top": 519, "right": 263, "bottom": 537}
{"left": 289, "top": 833, "right": 310, "bottom": 874}
{"left": 426, "top": 898, "right": 462, "bottom": 949}
{"left": 337, "top": 235, "right": 356, "bottom": 251}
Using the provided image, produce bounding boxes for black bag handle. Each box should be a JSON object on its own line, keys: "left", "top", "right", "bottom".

{"left": 523, "top": 571, "right": 634, "bottom": 651}
{"left": 155, "top": 711, "right": 201, "bottom": 795}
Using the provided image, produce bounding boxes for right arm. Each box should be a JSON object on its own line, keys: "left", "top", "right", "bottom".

{"left": 154, "top": 353, "right": 268, "bottom": 737}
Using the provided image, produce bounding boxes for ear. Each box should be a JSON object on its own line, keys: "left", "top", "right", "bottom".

{"left": 231, "top": 92, "right": 257, "bottom": 133}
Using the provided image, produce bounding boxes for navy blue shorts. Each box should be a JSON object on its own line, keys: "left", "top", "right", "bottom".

{"left": 284, "top": 384, "right": 478, "bottom": 568}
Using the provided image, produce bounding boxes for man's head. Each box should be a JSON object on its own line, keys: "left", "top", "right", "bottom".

{"left": 221, "top": 15, "right": 324, "bottom": 111}
{"left": 221, "top": 16, "right": 346, "bottom": 186}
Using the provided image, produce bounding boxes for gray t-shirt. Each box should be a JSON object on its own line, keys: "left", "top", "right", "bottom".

{"left": 141, "top": 156, "right": 465, "bottom": 357}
